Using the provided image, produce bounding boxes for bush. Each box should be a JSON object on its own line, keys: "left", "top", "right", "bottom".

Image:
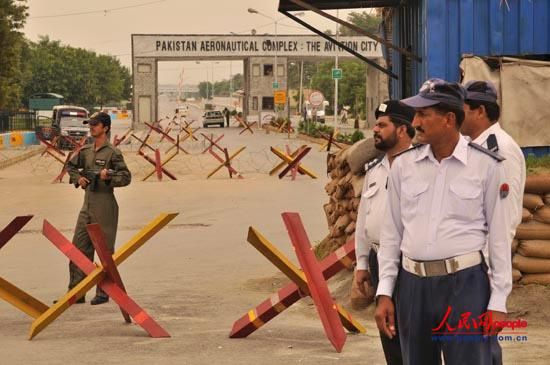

{"left": 351, "top": 130, "right": 364, "bottom": 144}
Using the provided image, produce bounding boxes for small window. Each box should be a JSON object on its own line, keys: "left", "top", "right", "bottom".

{"left": 252, "top": 64, "right": 260, "bottom": 77}
{"left": 262, "top": 97, "right": 274, "bottom": 110}
{"left": 137, "top": 64, "right": 152, "bottom": 73}
{"left": 263, "top": 64, "right": 273, "bottom": 76}
{"left": 252, "top": 96, "right": 258, "bottom": 111}
{"left": 277, "top": 64, "right": 285, "bottom": 77}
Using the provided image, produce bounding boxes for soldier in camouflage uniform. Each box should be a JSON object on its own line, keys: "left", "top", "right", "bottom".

{"left": 67, "top": 112, "right": 131, "bottom": 305}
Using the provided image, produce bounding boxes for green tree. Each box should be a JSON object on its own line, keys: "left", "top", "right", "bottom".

{"left": 21, "top": 36, "right": 131, "bottom": 109}
{"left": 0, "top": 0, "right": 28, "bottom": 109}
{"left": 339, "top": 11, "right": 380, "bottom": 35}
{"left": 198, "top": 81, "right": 213, "bottom": 99}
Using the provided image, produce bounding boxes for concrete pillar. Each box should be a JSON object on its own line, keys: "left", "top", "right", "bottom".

{"left": 132, "top": 58, "right": 158, "bottom": 129}
{"left": 365, "top": 57, "right": 389, "bottom": 127}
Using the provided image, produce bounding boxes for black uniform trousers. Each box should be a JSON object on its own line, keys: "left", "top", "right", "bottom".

{"left": 395, "top": 261, "right": 501, "bottom": 365}
{"left": 370, "top": 248, "right": 403, "bottom": 365}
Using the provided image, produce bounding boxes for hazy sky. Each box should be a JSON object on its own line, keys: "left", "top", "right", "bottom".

{"left": 23, "top": 0, "right": 367, "bottom": 85}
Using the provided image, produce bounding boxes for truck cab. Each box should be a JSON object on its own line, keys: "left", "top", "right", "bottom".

{"left": 304, "top": 100, "right": 329, "bottom": 124}
{"left": 52, "top": 105, "right": 90, "bottom": 149}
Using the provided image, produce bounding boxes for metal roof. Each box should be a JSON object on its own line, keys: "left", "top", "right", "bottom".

{"left": 278, "top": 0, "right": 400, "bottom": 12}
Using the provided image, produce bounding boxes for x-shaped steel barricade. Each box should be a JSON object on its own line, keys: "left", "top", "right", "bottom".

{"left": 52, "top": 136, "right": 87, "bottom": 183}
{"left": 319, "top": 131, "right": 344, "bottom": 152}
{"left": 37, "top": 135, "right": 66, "bottom": 165}
{"left": 270, "top": 146, "right": 317, "bottom": 179}
{"left": 131, "top": 133, "right": 179, "bottom": 181}
{"left": 200, "top": 133, "right": 225, "bottom": 154}
{"left": 0, "top": 216, "right": 50, "bottom": 319}
{"left": 230, "top": 214, "right": 363, "bottom": 352}
{"left": 142, "top": 140, "right": 180, "bottom": 182}
{"left": 144, "top": 122, "right": 189, "bottom": 155}
{"left": 29, "top": 213, "right": 178, "bottom": 340}
{"left": 207, "top": 146, "right": 246, "bottom": 179}
{"left": 277, "top": 120, "right": 294, "bottom": 134}
{"left": 239, "top": 120, "right": 257, "bottom": 135}
{"left": 113, "top": 128, "right": 133, "bottom": 147}
{"left": 181, "top": 119, "right": 200, "bottom": 141}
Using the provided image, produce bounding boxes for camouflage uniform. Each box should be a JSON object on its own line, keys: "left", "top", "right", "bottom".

{"left": 67, "top": 140, "right": 131, "bottom": 298}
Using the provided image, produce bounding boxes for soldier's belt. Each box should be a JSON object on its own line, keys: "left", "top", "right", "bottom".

{"left": 402, "top": 251, "right": 482, "bottom": 277}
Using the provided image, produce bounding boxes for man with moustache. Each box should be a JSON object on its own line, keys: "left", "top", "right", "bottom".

{"left": 461, "top": 80, "right": 525, "bottom": 365}
{"left": 375, "top": 79, "right": 511, "bottom": 365}
{"left": 462, "top": 80, "right": 525, "bottom": 239}
{"left": 355, "top": 100, "right": 415, "bottom": 365}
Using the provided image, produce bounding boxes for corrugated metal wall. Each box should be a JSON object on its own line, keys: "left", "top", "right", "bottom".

{"left": 390, "top": 0, "right": 423, "bottom": 98}
{"left": 390, "top": 0, "right": 550, "bottom": 99}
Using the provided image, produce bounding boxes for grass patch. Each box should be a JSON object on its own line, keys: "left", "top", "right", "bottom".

{"left": 525, "top": 155, "right": 550, "bottom": 175}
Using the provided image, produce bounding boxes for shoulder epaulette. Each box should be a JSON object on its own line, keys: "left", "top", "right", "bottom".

{"left": 391, "top": 143, "right": 425, "bottom": 159}
{"left": 487, "top": 133, "right": 499, "bottom": 152}
{"left": 468, "top": 142, "right": 504, "bottom": 162}
{"left": 365, "top": 154, "right": 385, "bottom": 172}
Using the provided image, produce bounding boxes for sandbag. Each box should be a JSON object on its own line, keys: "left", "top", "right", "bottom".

{"left": 544, "top": 194, "right": 550, "bottom": 205}
{"left": 517, "top": 240, "right": 550, "bottom": 259}
{"left": 524, "top": 175, "right": 550, "bottom": 195}
{"left": 534, "top": 206, "right": 550, "bottom": 224}
{"left": 521, "top": 273, "right": 550, "bottom": 285}
{"left": 325, "top": 180, "right": 338, "bottom": 195}
{"left": 512, "top": 254, "right": 550, "bottom": 274}
{"left": 522, "top": 208, "right": 533, "bottom": 222}
{"left": 511, "top": 239, "right": 519, "bottom": 253}
{"left": 345, "top": 138, "right": 380, "bottom": 175}
{"left": 345, "top": 221, "right": 356, "bottom": 235}
{"left": 334, "top": 214, "right": 351, "bottom": 233}
{"left": 512, "top": 269, "right": 522, "bottom": 282}
{"left": 515, "top": 221, "right": 550, "bottom": 240}
{"left": 523, "top": 193, "right": 544, "bottom": 210}
{"left": 334, "top": 184, "right": 348, "bottom": 200}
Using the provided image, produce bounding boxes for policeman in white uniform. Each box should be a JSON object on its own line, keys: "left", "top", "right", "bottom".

{"left": 462, "top": 80, "right": 526, "bottom": 238}
{"left": 355, "top": 100, "right": 415, "bottom": 365}
{"left": 461, "top": 80, "right": 526, "bottom": 365}
{"left": 375, "top": 79, "right": 512, "bottom": 365}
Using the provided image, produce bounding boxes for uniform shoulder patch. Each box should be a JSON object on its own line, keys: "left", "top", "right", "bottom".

{"left": 487, "top": 134, "right": 499, "bottom": 152}
{"left": 365, "top": 154, "right": 385, "bottom": 172}
{"left": 391, "top": 143, "right": 424, "bottom": 159}
{"left": 468, "top": 142, "right": 505, "bottom": 162}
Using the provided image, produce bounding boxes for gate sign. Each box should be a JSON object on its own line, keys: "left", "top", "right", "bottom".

{"left": 309, "top": 91, "right": 325, "bottom": 107}
{"left": 132, "top": 35, "right": 382, "bottom": 59}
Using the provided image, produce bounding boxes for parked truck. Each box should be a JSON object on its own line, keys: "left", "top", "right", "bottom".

{"left": 52, "top": 105, "right": 91, "bottom": 149}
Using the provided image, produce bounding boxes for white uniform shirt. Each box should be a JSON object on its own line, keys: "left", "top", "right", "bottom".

{"left": 473, "top": 122, "right": 526, "bottom": 237}
{"left": 376, "top": 135, "right": 512, "bottom": 313}
{"left": 355, "top": 155, "right": 390, "bottom": 270}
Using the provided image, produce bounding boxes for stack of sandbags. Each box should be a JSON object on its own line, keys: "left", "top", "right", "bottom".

{"left": 513, "top": 175, "right": 550, "bottom": 285}
{"left": 319, "top": 138, "right": 380, "bottom": 257}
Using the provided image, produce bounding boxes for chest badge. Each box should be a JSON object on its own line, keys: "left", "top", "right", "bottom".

{"left": 95, "top": 159, "right": 106, "bottom": 167}
{"left": 499, "top": 183, "right": 509, "bottom": 199}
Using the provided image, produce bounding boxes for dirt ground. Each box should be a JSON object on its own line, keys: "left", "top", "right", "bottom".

{"left": 0, "top": 116, "right": 549, "bottom": 364}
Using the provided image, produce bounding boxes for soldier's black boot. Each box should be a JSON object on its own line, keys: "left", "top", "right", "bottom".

{"left": 90, "top": 295, "right": 109, "bottom": 305}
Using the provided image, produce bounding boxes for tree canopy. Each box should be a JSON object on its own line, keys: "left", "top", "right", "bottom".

{"left": 0, "top": 0, "right": 131, "bottom": 111}
{"left": 21, "top": 37, "right": 131, "bottom": 109}
{"left": 0, "top": 0, "right": 28, "bottom": 109}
